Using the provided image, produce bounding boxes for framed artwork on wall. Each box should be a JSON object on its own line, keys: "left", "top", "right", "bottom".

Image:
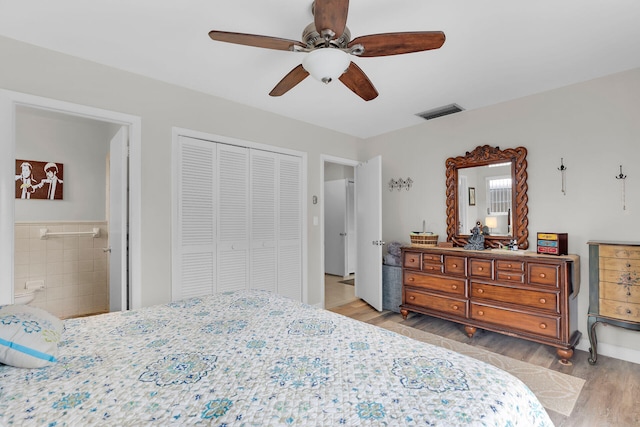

{"left": 468, "top": 187, "right": 476, "bottom": 206}
{"left": 15, "top": 159, "right": 64, "bottom": 200}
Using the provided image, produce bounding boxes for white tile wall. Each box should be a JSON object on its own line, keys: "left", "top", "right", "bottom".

{"left": 14, "top": 222, "right": 109, "bottom": 318}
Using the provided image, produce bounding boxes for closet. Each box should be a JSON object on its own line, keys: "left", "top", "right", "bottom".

{"left": 173, "top": 136, "right": 302, "bottom": 301}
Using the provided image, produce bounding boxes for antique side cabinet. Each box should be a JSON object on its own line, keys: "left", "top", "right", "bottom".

{"left": 587, "top": 241, "right": 640, "bottom": 364}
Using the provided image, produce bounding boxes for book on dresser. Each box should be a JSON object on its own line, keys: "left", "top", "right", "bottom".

{"left": 400, "top": 246, "right": 581, "bottom": 364}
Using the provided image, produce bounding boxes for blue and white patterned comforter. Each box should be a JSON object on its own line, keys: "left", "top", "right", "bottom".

{"left": 0, "top": 290, "right": 553, "bottom": 426}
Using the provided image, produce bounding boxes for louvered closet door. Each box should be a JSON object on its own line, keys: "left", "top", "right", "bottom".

{"left": 217, "top": 144, "right": 249, "bottom": 292}
{"left": 250, "top": 150, "right": 277, "bottom": 291}
{"left": 277, "top": 154, "right": 302, "bottom": 300}
{"left": 175, "top": 136, "right": 216, "bottom": 300}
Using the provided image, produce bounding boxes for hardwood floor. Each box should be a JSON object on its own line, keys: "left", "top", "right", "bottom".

{"left": 325, "top": 280, "right": 640, "bottom": 427}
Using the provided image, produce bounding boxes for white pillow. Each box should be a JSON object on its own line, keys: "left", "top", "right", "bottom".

{"left": 0, "top": 304, "right": 63, "bottom": 368}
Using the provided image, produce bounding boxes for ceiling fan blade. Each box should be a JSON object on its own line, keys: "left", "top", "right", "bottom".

{"left": 313, "top": 0, "right": 349, "bottom": 39}
{"left": 209, "top": 30, "right": 305, "bottom": 51}
{"left": 338, "top": 62, "right": 378, "bottom": 101}
{"left": 348, "top": 31, "right": 445, "bottom": 57}
{"left": 269, "top": 64, "right": 310, "bottom": 97}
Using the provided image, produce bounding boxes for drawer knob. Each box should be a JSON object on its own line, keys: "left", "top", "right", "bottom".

{"left": 452, "top": 305, "right": 459, "bottom": 311}
{"left": 477, "top": 288, "right": 484, "bottom": 294}
{"left": 409, "top": 277, "right": 415, "bottom": 282}
{"left": 409, "top": 296, "right": 415, "bottom": 301}
{"left": 452, "top": 263, "right": 457, "bottom": 268}
{"left": 478, "top": 310, "right": 484, "bottom": 316}
{"left": 627, "top": 309, "right": 632, "bottom": 315}
{"left": 507, "top": 275, "right": 512, "bottom": 280}
{"left": 539, "top": 273, "right": 546, "bottom": 278}
{"left": 410, "top": 258, "right": 415, "bottom": 262}
{"left": 539, "top": 298, "right": 546, "bottom": 304}
{"left": 507, "top": 264, "right": 512, "bottom": 268}
{"left": 451, "top": 284, "right": 458, "bottom": 290}
{"left": 478, "top": 267, "right": 484, "bottom": 271}
{"left": 539, "top": 323, "right": 547, "bottom": 329}
{"left": 427, "top": 266, "right": 434, "bottom": 270}
{"left": 627, "top": 263, "right": 632, "bottom": 268}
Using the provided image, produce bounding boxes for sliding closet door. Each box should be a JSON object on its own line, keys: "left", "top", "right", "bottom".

{"left": 173, "top": 136, "right": 216, "bottom": 300}
{"left": 217, "top": 144, "right": 250, "bottom": 292}
{"left": 277, "top": 154, "right": 302, "bottom": 300}
{"left": 250, "top": 150, "right": 277, "bottom": 291}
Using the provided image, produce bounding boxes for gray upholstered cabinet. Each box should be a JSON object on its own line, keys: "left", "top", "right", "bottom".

{"left": 587, "top": 241, "right": 640, "bottom": 364}
{"left": 401, "top": 247, "right": 581, "bottom": 363}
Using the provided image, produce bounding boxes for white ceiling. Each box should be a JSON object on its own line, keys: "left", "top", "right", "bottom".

{"left": 2, "top": 0, "right": 640, "bottom": 138}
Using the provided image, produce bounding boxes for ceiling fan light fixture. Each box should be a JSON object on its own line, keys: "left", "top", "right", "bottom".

{"left": 302, "top": 48, "right": 350, "bottom": 84}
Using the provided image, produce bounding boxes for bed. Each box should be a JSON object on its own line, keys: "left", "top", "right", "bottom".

{"left": 0, "top": 290, "right": 553, "bottom": 426}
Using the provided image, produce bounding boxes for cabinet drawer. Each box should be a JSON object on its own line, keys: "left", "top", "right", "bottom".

{"left": 403, "top": 252, "right": 422, "bottom": 269}
{"left": 599, "top": 281, "right": 640, "bottom": 304}
{"left": 405, "top": 290, "right": 467, "bottom": 317}
{"left": 471, "top": 282, "right": 558, "bottom": 313}
{"left": 444, "top": 256, "right": 466, "bottom": 275}
{"left": 470, "top": 303, "right": 560, "bottom": 339}
{"left": 600, "top": 257, "right": 640, "bottom": 272}
{"left": 599, "top": 245, "right": 640, "bottom": 260}
{"left": 496, "top": 260, "right": 524, "bottom": 272}
{"left": 404, "top": 272, "right": 465, "bottom": 296}
{"left": 599, "top": 299, "right": 640, "bottom": 323}
{"left": 469, "top": 259, "right": 493, "bottom": 278}
{"left": 421, "top": 263, "right": 444, "bottom": 274}
{"left": 528, "top": 263, "right": 560, "bottom": 287}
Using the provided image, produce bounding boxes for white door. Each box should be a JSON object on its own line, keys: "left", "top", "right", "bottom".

{"left": 355, "top": 156, "right": 383, "bottom": 311}
{"left": 324, "top": 179, "right": 347, "bottom": 276}
{"left": 217, "top": 144, "right": 250, "bottom": 292}
{"left": 109, "top": 127, "right": 128, "bottom": 312}
{"left": 346, "top": 179, "right": 356, "bottom": 274}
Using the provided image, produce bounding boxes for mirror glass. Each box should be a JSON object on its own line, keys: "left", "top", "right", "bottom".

{"left": 457, "top": 162, "right": 512, "bottom": 237}
{"left": 446, "top": 145, "right": 529, "bottom": 249}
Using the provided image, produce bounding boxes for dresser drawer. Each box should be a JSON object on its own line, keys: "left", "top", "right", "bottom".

{"left": 404, "top": 272, "right": 465, "bottom": 296}
{"left": 496, "top": 260, "right": 525, "bottom": 272}
{"left": 421, "top": 263, "right": 444, "bottom": 274}
{"left": 528, "top": 263, "right": 560, "bottom": 287}
{"left": 470, "top": 282, "right": 558, "bottom": 313}
{"left": 496, "top": 271, "right": 525, "bottom": 284}
{"left": 405, "top": 290, "right": 467, "bottom": 317}
{"left": 470, "top": 303, "right": 560, "bottom": 339}
{"left": 444, "top": 256, "right": 466, "bottom": 275}
{"left": 403, "top": 252, "right": 422, "bottom": 269}
{"left": 599, "top": 300, "right": 640, "bottom": 323}
{"left": 422, "top": 253, "right": 444, "bottom": 264}
{"left": 469, "top": 258, "right": 493, "bottom": 278}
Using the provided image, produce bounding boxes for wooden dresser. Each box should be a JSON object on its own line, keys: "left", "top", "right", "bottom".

{"left": 587, "top": 241, "right": 640, "bottom": 364}
{"left": 400, "top": 246, "right": 581, "bottom": 363}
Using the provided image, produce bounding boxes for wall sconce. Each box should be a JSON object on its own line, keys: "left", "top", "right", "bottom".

{"left": 388, "top": 177, "right": 413, "bottom": 191}
{"left": 557, "top": 158, "right": 567, "bottom": 195}
{"left": 616, "top": 165, "right": 627, "bottom": 210}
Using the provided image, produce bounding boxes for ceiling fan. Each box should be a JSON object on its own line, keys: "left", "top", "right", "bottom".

{"left": 209, "top": 0, "right": 445, "bottom": 101}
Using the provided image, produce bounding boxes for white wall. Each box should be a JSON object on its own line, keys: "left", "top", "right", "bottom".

{"left": 15, "top": 106, "right": 111, "bottom": 221}
{"left": 0, "top": 35, "right": 360, "bottom": 308}
{"left": 361, "top": 67, "right": 640, "bottom": 362}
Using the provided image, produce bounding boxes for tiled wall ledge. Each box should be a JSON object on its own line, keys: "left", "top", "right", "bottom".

{"left": 14, "top": 221, "right": 109, "bottom": 319}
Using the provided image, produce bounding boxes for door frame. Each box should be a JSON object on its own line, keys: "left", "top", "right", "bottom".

{"left": 0, "top": 89, "right": 142, "bottom": 309}
{"left": 320, "top": 155, "right": 359, "bottom": 309}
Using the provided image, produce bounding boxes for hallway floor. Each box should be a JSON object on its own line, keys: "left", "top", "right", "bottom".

{"left": 324, "top": 274, "right": 358, "bottom": 309}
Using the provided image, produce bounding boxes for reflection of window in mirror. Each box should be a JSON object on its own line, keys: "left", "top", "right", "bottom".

{"left": 486, "top": 176, "right": 512, "bottom": 235}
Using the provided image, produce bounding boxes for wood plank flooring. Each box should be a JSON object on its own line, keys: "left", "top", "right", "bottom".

{"left": 324, "top": 277, "right": 640, "bottom": 427}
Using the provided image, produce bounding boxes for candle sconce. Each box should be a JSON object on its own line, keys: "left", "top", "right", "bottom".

{"left": 388, "top": 177, "right": 413, "bottom": 191}
{"left": 616, "top": 165, "right": 627, "bottom": 210}
{"left": 557, "top": 158, "right": 567, "bottom": 195}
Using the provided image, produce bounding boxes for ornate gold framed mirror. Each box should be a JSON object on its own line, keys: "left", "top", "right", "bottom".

{"left": 445, "top": 145, "right": 529, "bottom": 249}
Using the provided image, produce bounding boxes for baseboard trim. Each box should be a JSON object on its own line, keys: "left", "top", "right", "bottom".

{"left": 576, "top": 340, "right": 640, "bottom": 365}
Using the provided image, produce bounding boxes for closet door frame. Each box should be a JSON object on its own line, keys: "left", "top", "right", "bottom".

{"left": 171, "top": 127, "right": 308, "bottom": 303}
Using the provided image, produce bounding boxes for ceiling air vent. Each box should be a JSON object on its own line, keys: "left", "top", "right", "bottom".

{"left": 416, "top": 104, "right": 464, "bottom": 121}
